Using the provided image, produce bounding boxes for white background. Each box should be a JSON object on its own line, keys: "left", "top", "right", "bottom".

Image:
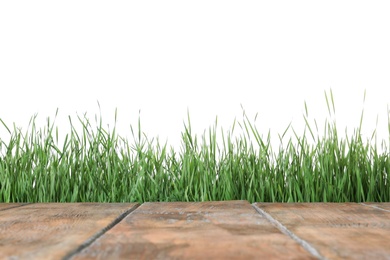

{"left": 1, "top": 1, "right": 389, "bottom": 153}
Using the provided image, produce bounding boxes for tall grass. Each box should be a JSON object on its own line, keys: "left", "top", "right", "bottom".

{"left": 0, "top": 90, "right": 389, "bottom": 203}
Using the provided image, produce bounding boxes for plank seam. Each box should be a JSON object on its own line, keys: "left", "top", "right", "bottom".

{"left": 360, "top": 203, "right": 390, "bottom": 213}
{"left": 62, "top": 203, "right": 141, "bottom": 260}
{"left": 251, "top": 204, "right": 326, "bottom": 260}
{"left": 0, "top": 203, "right": 32, "bottom": 211}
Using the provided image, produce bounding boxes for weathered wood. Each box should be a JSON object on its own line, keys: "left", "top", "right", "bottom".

{"left": 363, "top": 202, "right": 390, "bottom": 211}
{"left": 254, "top": 203, "right": 390, "bottom": 259}
{"left": 71, "top": 201, "right": 315, "bottom": 260}
{"left": 1, "top": 202, "right": 389, "bottom": 259}
{"left": 0, "top": 203, "right": 26, "bottom": 211}
{"left": 0, "top": 203, "right": 139, "bottom": 259}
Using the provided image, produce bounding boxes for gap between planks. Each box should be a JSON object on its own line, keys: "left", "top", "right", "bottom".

{"left": 360, "top": 202, "right": 390, "bottom": 213}
{"left": 63, "top": 203, "right": 141, "bottom": 260}
{"left": 251, "top": 203, "right": 326, "bottom": 260}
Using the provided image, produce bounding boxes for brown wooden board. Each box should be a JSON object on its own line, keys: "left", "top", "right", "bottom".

{"left": 0, "top": 203, "right": 26, "bottom": 211}
{"left": 254, "top": 203, "right": 390, "bottom": 259}
{"left": 0, "top": 203, "right": 139, "bottom": 259}
{"left": 363, "top": 202, "right": 390, "bottom": 212}
{"left": 71, "top": 201, "right": 315, "bottom": 260}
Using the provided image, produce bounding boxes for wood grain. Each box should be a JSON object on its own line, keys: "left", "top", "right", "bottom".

{"left": 254, "top": 203, "right": 390, "bottom": 259}
{"left": 71, "top": 200, "right": 315, "bottom": 260}
{"left": 0, "top": 203, "right": 139, "bottom": 259}
{"left": 0, "top": 203, "right": 26, "bottom": 211}
{"left": 363, "top": 202, "right": 390, "bottom": 212}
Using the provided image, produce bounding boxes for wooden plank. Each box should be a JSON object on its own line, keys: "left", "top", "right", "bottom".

{"left": 254, "top": 203, "right": 390, "bottom": 259}
{"left": 0, "top": 203, "right": 139, "bottom": 259}
{"left": 71, "top": 201, "right": 315, "bottom": 259}
{"left": 363, "top": 202, "right": 390, "bottom": 211}
{"left": 0, "top": 203, "right": 26, "bottom": 211}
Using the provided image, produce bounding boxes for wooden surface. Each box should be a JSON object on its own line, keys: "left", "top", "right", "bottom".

{"left": 0, "top": 203, "right": 26, "bottom": 211}
{"left": 0, "top": 203, "right": 139, "bottom": 259}
{"left": 254, "top": 203, "right": 390, "bottom": 260}
{"left": 71, "top": 201, "right": 313, "bottom": 260}
{"left": 0, "top": 202, "right": 389, "bottom": 259}
{"left": 363, "top": 202, "right": 390, "bottom": 211}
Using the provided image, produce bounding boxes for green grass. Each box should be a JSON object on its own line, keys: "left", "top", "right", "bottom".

{"left": 0, "top": 90, "right": 389, "bottom": 203}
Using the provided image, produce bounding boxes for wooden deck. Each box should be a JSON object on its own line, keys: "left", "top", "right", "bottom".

{"left": 1, "top": 201, "right": 389, "bottom": 259}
